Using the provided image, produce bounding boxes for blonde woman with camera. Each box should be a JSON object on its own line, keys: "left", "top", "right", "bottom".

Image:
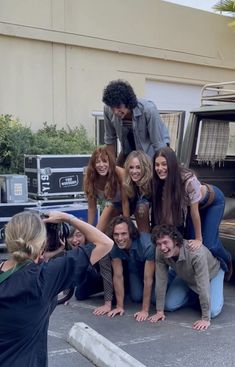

{"left": 0, "top": 210, "right": 113, "bottom": 367}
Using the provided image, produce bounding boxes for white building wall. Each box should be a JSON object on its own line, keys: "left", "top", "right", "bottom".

{"left": 0, "top": 0, "right": 234, "bottom": 136}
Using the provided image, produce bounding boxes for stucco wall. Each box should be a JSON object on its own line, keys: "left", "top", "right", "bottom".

{"left": 0, "top": 0, "right": 234, "bottom": 133}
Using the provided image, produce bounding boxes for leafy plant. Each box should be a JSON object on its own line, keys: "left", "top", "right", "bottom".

{"left": 0, "top": 116, "right": 95, "bottom": 174}
{"left": 0, "top": 115, "right": 33, "bottom": 173}
{"left": 213, "top": 1, "right": 235, "bottom": 28}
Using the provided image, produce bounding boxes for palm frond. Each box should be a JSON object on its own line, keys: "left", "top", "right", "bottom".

{"left": 213, "top": 0, "right": 235, "bottom": 14}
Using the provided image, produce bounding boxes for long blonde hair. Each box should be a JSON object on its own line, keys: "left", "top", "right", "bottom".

{"left": 5, "top": 211, "right": 46, "bottom": 264}
{"left": 124, "top": 150, "right": 152, "bottom": 198}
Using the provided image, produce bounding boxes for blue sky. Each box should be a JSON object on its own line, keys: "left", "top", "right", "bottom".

{"left": 164, "top": 0, "right": 217, "bottom": 13}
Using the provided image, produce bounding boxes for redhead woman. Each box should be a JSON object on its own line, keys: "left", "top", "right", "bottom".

{"left": 152, "top": 146, "right": 232, "bottom": 278}
{"left": 84, "top": 146, "right": 129, "bottom": 315}
{"left": 84, "top": 146, "right": 129, "bottom": 230}
{"left": 124, "top": 150, "right": 152, "bottom": 232}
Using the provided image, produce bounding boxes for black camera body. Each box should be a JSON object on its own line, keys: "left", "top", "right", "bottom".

{"left": 40, "top": 213, "right": 70, "bottom": 252}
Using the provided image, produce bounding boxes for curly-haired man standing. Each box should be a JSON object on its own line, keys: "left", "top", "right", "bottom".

{"left": 102, "top": 79, "right": 170, "bottom": 166}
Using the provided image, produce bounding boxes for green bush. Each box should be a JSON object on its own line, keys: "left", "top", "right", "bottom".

{"left": 0, "top": 115, "right": 33, "bottom": 174}
{"left": 31, "top": 122, "right": 95, "bottom": 155}
{"left": 0, "top": 115, "right": 95, "bottom": 174}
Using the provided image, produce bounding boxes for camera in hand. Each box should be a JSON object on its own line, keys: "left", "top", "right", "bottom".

{"left": 41, "top": 213, "right": 70, "bottom": 252}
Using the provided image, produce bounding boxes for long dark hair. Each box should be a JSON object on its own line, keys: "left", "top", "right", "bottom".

{"left": 152, "top": 147, "right": 192, "bottom": 227}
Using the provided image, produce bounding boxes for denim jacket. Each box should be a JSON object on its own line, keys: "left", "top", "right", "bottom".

{"left": 104, "top": 98, "right": 170, "bottom": 159}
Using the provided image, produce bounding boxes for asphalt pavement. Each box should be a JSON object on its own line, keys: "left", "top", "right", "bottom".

{"left": 48, "top": 280, "right": 235, "bottom": 367}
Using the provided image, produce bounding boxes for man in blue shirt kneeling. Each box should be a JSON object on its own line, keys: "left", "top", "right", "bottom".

{"left": 107, "top": 215, "right": 155, "bottom": 322}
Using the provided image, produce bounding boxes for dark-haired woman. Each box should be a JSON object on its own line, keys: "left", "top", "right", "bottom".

{"left": 152, "top": 146, "right": 232, "bottom": 278}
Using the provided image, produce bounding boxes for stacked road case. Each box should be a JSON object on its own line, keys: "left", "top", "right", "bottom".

{"left": 24, "top": 154, "right": 91, "bottom": 199}
{"left": 0, "top": 174, "right": 28, "bottom": 203}
{"left": 0, "top": 154, "right": 99, "bottom": 248}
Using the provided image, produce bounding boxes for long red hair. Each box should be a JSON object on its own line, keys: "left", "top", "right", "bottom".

{"left": 84, "top": 147, "right": 118, "bottom": 201}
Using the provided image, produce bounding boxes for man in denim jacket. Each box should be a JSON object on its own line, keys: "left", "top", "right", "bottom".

{"left": 102, "top": 79, "right": 170, "bottom": 166}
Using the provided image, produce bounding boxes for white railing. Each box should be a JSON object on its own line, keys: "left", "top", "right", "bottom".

{"left": 201, "top": 81, "right": 235, "bottom": 105}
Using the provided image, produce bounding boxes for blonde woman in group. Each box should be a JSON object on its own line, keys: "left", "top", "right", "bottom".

{"left": 0, "top": 210, "right": 113, "bottom": 367}
{"left": 84, "top": 146, "right": 129, "bottom": 315}
{"left": 123, "top": 150, "right": 152, "bottom": 232}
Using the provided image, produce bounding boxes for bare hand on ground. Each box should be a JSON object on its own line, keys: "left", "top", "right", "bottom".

{"left": 148, "top": 311, "right": 166, "bottom": 323}
{"left": 107, "top": 307, "right": 124, "bottom": 317}
{"left": 134, "top": 310, "right": 149, "bottom": 322}
{"left": 93, "top": 302, "right": 112, "bottom": 316}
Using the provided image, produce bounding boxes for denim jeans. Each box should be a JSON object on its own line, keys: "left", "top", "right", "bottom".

{"left": 185, "top": 185, "right": 230, "bottom": 271}
{"left": 75, "top": 266, "right": 103, "bottom": 300}
{"left": 128, "top": 261, "right": 155, "bottom": 304}
{"left": 164, "top": 268, "right": 224, "bottom": 318}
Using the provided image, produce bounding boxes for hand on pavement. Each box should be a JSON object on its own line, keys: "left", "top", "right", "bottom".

{"left": 134, "top": 310, "right": 149, "bottom": 322}
{"left": 193, "top": 319, "right": 210, "bottom": 331}
{"left": 93, "top": 302, "right": 112, "bottom": 316}
{"left": 148, "top": 311, "right": 165, "bottom": 323}
{"left": 107, "top": 307, "right": 124, "bottom": 318}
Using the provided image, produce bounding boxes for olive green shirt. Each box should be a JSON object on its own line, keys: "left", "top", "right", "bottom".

{"left": 155, "top": 240, "right": 221, "bottom": 321}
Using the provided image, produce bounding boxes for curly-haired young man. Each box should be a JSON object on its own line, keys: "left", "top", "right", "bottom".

{"left": 102, "top": 80, "right": 170, "bottom": 166}
{"left": 149, "top": 224, "right": 224, "bottom": 331}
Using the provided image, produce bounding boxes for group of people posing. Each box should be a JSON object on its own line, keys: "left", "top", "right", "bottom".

{"left": 0, "top": 79, "right": 232, "bottom": 366}
{"left": 78, "top": 79, "right": 231, "bottom": 331}
{"left": 80, "top": 145, "right": 231, "bottom": 329}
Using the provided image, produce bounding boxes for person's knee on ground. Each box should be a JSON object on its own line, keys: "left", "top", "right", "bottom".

{"left": 164, "top": 296, "right": 189, "bottom": 312}
{"left": 130, "top": 291, "right": 142, "bottom": 303}
{"left": 210, "top": 268, "right": 224, "bottom": 318}
{"left": 129, "top": 274, "right": 143, "bottom": 303}
{"left": 75, "top": 287, "right": 90, "bottom": 300}
{"left": 210, "top": 302, "right": 223, "bottom": 318}
{"left": 164, "top": 277, "right": 190, "bottom": 312}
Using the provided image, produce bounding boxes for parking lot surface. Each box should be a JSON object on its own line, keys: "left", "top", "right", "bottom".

{"left": 49, "top": 281, "right": 235, "bottom": 367}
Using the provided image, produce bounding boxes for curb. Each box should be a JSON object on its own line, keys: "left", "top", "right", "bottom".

{"left": 68, "top": 322, "right": 146, "bottom": 367}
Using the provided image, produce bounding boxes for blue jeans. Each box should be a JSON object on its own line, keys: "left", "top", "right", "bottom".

{"left": 164, "top": 268, "right": 224, "bottom": 318}
{"left": 128, "top": 261, "right": 155, "bottom": 304}
{"left": 186, "top": 185, "right": 230, "bottom": 271}
{"left": 75, "top": 266, "right": 103, "bottom": 300}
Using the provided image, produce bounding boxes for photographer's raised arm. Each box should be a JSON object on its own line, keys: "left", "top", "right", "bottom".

{"left": 43, "top": 211, "right": 113, "bottom": 265}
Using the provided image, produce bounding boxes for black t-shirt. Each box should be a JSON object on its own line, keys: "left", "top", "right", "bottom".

{"left": 122, "top": 119, "right": 136, "bottom": 156}
{"left": 0, "top": 244, "right": 94, "bottom": 367}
